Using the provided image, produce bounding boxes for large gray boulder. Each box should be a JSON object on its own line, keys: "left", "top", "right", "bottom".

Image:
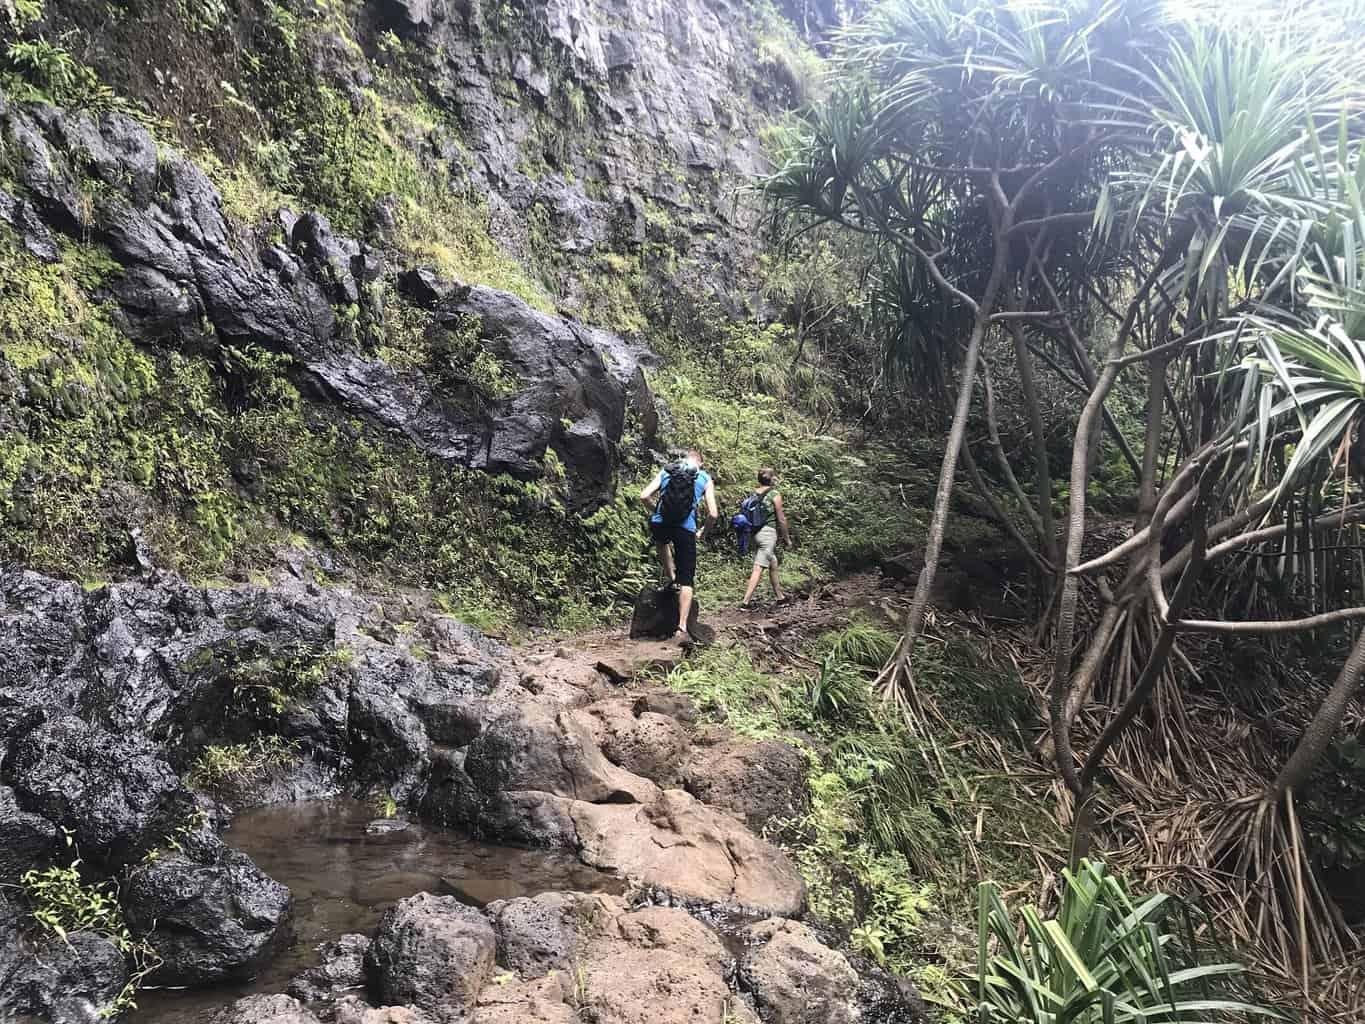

{"left": 739, "top": 919, "right": 861, "bottom": 1024}
{"left": 367, "top": 893, "right": 497, "bottom": 1020}
{"left": 123, "top": 838, "right": 293, "bottom": 986}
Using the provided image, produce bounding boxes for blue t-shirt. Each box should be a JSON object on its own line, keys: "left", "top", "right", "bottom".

{"left": 650, "top": 468, "right": 711, "bottom": 532}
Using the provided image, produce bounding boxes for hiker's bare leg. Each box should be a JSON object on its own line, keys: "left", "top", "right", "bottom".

{"left": 769, "top": 561, "right": 784, "bottom": 600}
{"left": 742, "top": 564, "right": 764, "bottom": 604}
{"left": 656, "top": 543, "right": 675, "bottom": 586}
{"left": 677, "top": 585, "right": 694, "bottom": 633}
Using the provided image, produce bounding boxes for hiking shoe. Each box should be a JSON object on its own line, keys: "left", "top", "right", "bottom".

{"left": 672, "top": 629, "right": 693, "bottom": 647}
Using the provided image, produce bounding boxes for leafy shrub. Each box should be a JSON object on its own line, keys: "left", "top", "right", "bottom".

{"left": 961, "top": 860, "right": 1279, "bottom": 1024}
{"left": 22, "top": 842, "right": 161, "bottom": 1015}
{"left": 664, "top": 644, "right": 784, "bottom": 738}
{"left": 808, "top": 651, "right": 871, "bottom": 720}
{"left": 1, "top": 39, "right": 123, "bottom": 110}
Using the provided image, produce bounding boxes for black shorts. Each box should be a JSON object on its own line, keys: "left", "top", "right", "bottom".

{"left": 650, "top": 522, "right": 697, "bottom": 588}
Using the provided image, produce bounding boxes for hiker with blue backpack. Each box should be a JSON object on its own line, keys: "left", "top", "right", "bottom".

{"left": 736, "top": 467, "right": 791, "bottom": 609}
{"left": 639, "top": 448, "right": 718, "bottom": 644}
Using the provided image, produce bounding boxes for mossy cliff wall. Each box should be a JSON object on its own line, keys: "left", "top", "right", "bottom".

{"left": 0, "top": 0, "right": 818, "bottom": 621}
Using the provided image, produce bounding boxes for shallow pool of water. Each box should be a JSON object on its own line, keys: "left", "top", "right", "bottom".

{"left": 131, "top": 798, "right": 620, "bottom": 1023}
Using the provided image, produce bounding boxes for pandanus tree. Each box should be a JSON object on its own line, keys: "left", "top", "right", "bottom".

{"left": 766, "top": 0, "right": 1365, "bottom": 982}
{"left": 764, "top": 0, "right": 1171, "bottom": 706}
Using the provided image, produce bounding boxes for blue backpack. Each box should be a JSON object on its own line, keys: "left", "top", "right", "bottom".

{"left": 738, "top": 491, "right": 771, "bottom": 531}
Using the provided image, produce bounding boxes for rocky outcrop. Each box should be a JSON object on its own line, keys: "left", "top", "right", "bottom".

{"left": 0, "top": 92, "right": 653, "bottom": 508}
{"left": 682, "top": 734, "right": 810, "bottom": 830}
{"left": 577, "top": 697, "right": 691, "bottom": 785}
{"left": 123, "top": 838, "right": 293, "bottom": 985}
{"left": 0, "top": 895, "right": 130, "bottom": 1024}
{"left": 4, "top": 716, "right": 197, "bottom": 870}
{"left": 367, "top": 893, "right": 497, "bottom": 1020}
{"left": 479, "top": 893, "right": 752, "bottom": 1024}
{"left": 571, "top": 790, "right": 807, "bottom": 917}
{"left": 211, "top": 994, "right": 323, "bottom": 1024}
{"left": 0, "top": 785, "right": 57, "bottom": 884}
{"left": 0, "top": 562, "right": 816, "bottom": 1011}
{"left": 739, "top": 918, "right": 861, "bottom": 1024}
{"left": 288, "top": 934, "right": 371, "bottom": 1003}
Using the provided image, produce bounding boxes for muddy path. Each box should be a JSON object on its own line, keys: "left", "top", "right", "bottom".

{"left": 514, "top": 571, "right": 901, "bottom": 692}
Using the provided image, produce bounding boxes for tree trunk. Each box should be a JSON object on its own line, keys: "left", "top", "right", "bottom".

{"left": 1007, "top": 321, "right": 1056, "bottom": 565}
{"left": 900, "top": 239, "right": 1010, "bottom": 652}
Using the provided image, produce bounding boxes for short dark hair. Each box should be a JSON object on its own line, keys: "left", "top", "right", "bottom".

{"left": 757, "top": 467, "right": 775, "bottom": 486}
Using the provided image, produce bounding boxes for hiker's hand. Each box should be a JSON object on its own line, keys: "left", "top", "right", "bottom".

{"left": 695, "top": 527, "right": 706, "bottom": 541}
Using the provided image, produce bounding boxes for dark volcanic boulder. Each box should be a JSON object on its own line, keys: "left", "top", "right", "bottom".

{"left": 287, "top": 933, "right": 371, "bottom": 1003}
{"left": 0, "top": 915, "right": 130, "bottom": 1024}
{"left": 4, "top": 716, "right": 196, "bottom": 868}
{"left": 0, "top": 784, "right": 57, "bottom": 883}
{"left": 367, "top": 893, "right": 496, "bottom": 1019}
{"left": 486, "top": 891, "right": 594, "bottom": 977}
{"left": 123, "top": 838, "right": 292, "bottom": 985}
{"left": 628, "top": 586, "right": 700, "bottom": 640}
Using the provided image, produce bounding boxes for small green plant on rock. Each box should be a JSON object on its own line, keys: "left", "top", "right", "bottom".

{"left": 22, "top": 836, "right": 161, "bottom": 1016}
{"left": 184, "top": 735, "right": 297, "bottom": 795}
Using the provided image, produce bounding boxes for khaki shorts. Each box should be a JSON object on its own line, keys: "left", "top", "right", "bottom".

{"left": 753, "top": 526, "right": 780, "bottom": 568}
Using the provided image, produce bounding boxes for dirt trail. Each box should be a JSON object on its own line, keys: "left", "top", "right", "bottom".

{"left": 514, "top": 571, "right": 899, "bottom": 690}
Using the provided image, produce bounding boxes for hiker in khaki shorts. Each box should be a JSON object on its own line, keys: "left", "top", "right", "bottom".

{"left": 740, "top": 467, "right": 791, "bottom": 609}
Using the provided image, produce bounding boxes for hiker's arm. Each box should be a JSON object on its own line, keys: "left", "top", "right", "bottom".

{"left": 697, "top": 479, "right": 719, "bottom": 537}
{"left": 639, "top": 473, "right": 662, "bottom": 514}
{"left": 774, "top": 493, "right": 791, "bottom": 545}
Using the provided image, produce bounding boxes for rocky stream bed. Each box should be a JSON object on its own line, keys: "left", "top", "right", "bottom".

{"left": 0, "top": 563, "right": 925, "bottom": 1023}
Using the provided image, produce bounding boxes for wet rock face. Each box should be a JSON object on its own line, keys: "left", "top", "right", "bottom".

{"left": 0, "top": 785, "right": 57, "bottom": 884}
{"left": 4, "top": 716, "right": 197, "bottom": 869}
{"left": 376, "top": 0, "right": 775, "bottom": 314}
{"left": 367, "top": 893, "right": 497, "bottom": 1019}
{"left": 0, "top": 97, "right": 650, "bottom": 509}
{"left": 123, "top": 839, "right": 293, "bottom": 986}
{"left": 0, "top": 920, "right": 130, "bottom": 1024}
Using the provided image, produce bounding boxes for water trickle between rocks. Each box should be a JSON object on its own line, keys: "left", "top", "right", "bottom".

{"left": 131, "top": 798, "right": 622, "bottom": 1023}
